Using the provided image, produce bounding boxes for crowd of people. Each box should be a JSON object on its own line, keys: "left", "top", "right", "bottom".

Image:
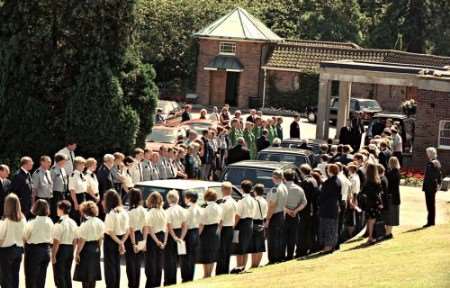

{"left": 0, "top": 106, "right": 443, "bottom": 288}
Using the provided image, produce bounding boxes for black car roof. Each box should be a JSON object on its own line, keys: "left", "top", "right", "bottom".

{"left": 282, "top": 138, "right": 326, "bottom": 145}
{"left": 259, "top": 147, "right": 313, "bottom": 155}
{"left": 227, "top": 160, "right": 296, "bottom": 170}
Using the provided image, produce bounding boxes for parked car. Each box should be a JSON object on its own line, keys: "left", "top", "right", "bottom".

{"left": 145, "top": 125, "right": 186, "bottom": 151}
{"left": 158, "top": 100, "right": 182, "bottom": 126}
{"left": 133, "top": 179, "right": 242, "bottom": 208}
{"left": 280, "top": 138, "right": 327, "bottom": 155}
{"left": 220, "top": 160, "right": 300, "bottom": 194}
{"left": 306, "top": 97, "right": 382, "bottom": 124}
{"left": 367, "top": 112, "right": 415, "bottom": 153}
{"left": 180, "top": 119, "right": 218, "bottom": 134}
{"left": 257, "top": 147, "right": 314, "bottom": 167}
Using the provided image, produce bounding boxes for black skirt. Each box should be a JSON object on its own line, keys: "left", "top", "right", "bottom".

{"left": 197, "top": 224, "right": 220, "bottom": 264}
{"left": 74, "top": 241, "right": 101, "bottom": 282}
{"left": 232, "top": 218, "right": 253, "bottom": 255}
{"left": 248, "top": 219, "right": 266, "bottom": 253}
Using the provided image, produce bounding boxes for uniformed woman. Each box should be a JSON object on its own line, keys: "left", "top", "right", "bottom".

{"left": 52, "top": 200, "right": 78, "bottom": 288}
{"left": 198, "top": 189, "right": 222, "bottom": 278}
{"left": 125, "top": 188, "right": 147, "bottom": 288}
{"left": 0, "top": 194, "right": 27, "bottom": 288}
{"left": 249, "top": 184, "right": 268, "bottom": 268}
{"left": 51, "top": 154, "right": 69, "bottom": 222}
{"left": 73, "top": 201, "right": 104, "bottom": 288}
{"left": 143, "top": 192, "right": 168, "bottom": 288}
{"left": 85, "top": 158, "right": 100, "bottom": 204}
{"left": 103, "top": 190, "right": 129, "bottom": 288}
{"left": 231, "top": 180, "right": 256, "bottom": 273}
{"left": 180, "top": 191, "right": 201, "bottom": 282}
{"left": 164, "top": 190, "right": 187, "bottom": 286}
{"left": 69, "top": 156, "right": 88, "bottom": 224}
{"left": 23, "top": 199, "right": 54, "bottom": 288}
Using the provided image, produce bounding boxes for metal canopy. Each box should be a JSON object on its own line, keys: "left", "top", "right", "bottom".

{"left": 204, "top": 55, "right": 244, "bottom": 72}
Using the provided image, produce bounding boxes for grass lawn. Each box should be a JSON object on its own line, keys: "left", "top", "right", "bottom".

{"left": 180, "top": 187, "right": 450, "bottom": 288}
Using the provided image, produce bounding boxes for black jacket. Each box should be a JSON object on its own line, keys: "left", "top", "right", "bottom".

{"left": 10, "top": 169, "right": 32, "bottom": 215}
{"left": 362, "top": 181, "right": 383, "bottom": 210}
{"left": 423, "top": 160, "right": 442, "bottom": 194}
{"left": 96, "top": 164, "right": 114, "bottom": 198}
{"left": 226, "top": 145, "right": 250, "bottom": 165}
{"left": 319, "top": 176, "right": 341, "bottom": 219}
{"left": 339, "top": 126, "right": 352, "bottom": 145}
{"left": 256, "top": 136, "right": 270, "bottom": 152}
{"left": 386, "top": 168, "right": 401, "bottom": 205}
{"left": 0, "top": 178, "right": 11, "bottom": 215}
{"left": 300, "top": 175, "right": 319, "bottom": 218}
{"left": 181, "top": 111, "right": 191, "bottom": 122}
{"left": 290, "top": 121, "right": 300, "bottom": 139}
{"left": 378, "top": 149, "right": 392, "bottom": 170}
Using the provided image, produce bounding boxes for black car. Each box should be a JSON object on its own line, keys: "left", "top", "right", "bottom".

{"left": 306, "top": 97, "right": 382, "bottom": 124}
{"left": 280, "top": 138, "right": 327, "bottom": 155}
{"left": 257, "top": 147, "right": 314, "bottom": 167}
{"left": 220, "top": 160, "right": 300, "bottom": 194}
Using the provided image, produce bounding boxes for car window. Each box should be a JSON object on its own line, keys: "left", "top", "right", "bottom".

{"left": 351, "top": 100, "right": 358, "bottom": 111}
{"left": 359, "top": 100, "right": 381, "bottom": 110}
{"left": 258, "top": 153, "right": 308, "bottom": 166}
{"left": 223, "top": 168, "right": 274, "bottom": 188}
{"left": 331, "top": 98, "right": 339, "bottom": 108}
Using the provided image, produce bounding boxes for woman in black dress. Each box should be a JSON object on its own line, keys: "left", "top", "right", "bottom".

{"left": 385, "top": 157, "right": 401, "bottom": 239}
{"left": 361, "top": 163, "right": 383, "bottom": 244}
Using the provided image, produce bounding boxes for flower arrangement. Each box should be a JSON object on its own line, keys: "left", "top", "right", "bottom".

{"left": 400, "top": 168, "right": 424, "bottom": 187}
{"left": 401, "top": 99, "right": 417, "bottom": 116}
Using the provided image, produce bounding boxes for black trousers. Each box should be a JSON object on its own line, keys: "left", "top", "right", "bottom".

{"left": 337, "top": 200, "right": 347, "bottom": 245}
{"left": 70, "top": 193, "right": 86, "bottom": 225}
{"left": 53, "top": 244, "right": 74, "bottom": 288}
{"left": 0, "top": 245, "right": 23, "bottom": 288}
{"left": 164, "top": 228, "right": 182, "bottom": 286}
{"left": 104, "top": 234, "right": 124, "bottom": 288}
{"left": 125, "top": 231, "right": 143, "bottom": 288}
{"left": 284, "top": 214, "right": 299, "bottom": 260}
{"left": 268, "top": 212, "right": 285, "bottom": 264}
{"left": 296, "top": 215, "right": 314, "bottom": 257}
{"left": 425, "top": 192, "right": 436, "bottom": 225}
{"left": 24, "top": 243, "right": 51, "bottom": 288}
{"left": 145, "top": 231, "right": 164, "bottom": 288}
{"left": 180, "top": 228, "right": 199, "bottom": 282}
{"left": 216, "top": 226, "right": 234, "bottom": 274}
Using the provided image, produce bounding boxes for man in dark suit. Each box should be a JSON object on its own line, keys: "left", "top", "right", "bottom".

{"left": 0, "top": 164, "right": 11, "bottom": 216}
{"left": 289, "top": 114, "right": 301, "bottom": 139}
{"left": 422, "top": 147, "right": 442, "bottom": 228}
{"left": 378, "top": 141, "right": 392, "bottom": 170}
{"left": 181, "top": 104, "right": 192, "bottom": 122}
{"left": 256, "top": 129, "right": 271, "bottom": 152}
{"left": 246, "top": 109, "right": 257, "bottom": 123}
{"left": 10, "top": 156, "right": 34, "bottom": 218}
{"left": 339, "top": 119, "right": 352, "bottom": 145}
{"left": 226, "top": 138, "right": 250, "bottom": 165}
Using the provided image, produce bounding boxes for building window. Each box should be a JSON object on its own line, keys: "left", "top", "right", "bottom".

{"left": 219, "top": 42, "right": 236, "bottom": 55}
{"left": 438, "top": 120, "right": 450, "bottom": 149}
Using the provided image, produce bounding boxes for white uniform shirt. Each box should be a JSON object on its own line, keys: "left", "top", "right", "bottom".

{"left": 166, "top": 204, "right": 187, "bottom": 229}
{"left": 128, "top": 161, "right": 143, "bottom": 185}
{"left": 56, "top": 147, "right": 75, "bottom": 176}
{"left": 78, "top": 217, "right": 104, "bottom": 241}
{"left": 236, "top": 194, "right": 257, "bottom": 219}
{"left": 338, "top": 172, "right": 352, "bottom": 201}
{"left": 220, "top": 195, "right": 237, "bottom": 227}
{"left": 105, "top": 208, "right": 130, "bottom": 236}
{"left": 392, "top": 133, "right": 403, "bottom": 153}
{"left": 68, "top": 170, "right": 87, "bottom": 194}
{"left": 185, "top": 204, "right": 202, "bottom": 229}
{"left": 253, "top": 196, "right": 268, "bottom": 220}
{"left": 52, "top": 215, "right": 78, "bottom": 245}
{"left": 128, "top": 206, "right": 147, "bottom": 231}
{"left": 85, "top": 171, "right": 99, "bottom": 197}
{"left": 349, "top": 173, "right": 361, "bottom": 195}
{"left": 24, "top": 216, "right": 54, "bottom": 244}
{"left": 0, "top": 218, "right": 27, "bottom": 247}
{"left": 200, "top": 201, "right": 222, "bottom": 225}
{"left": 146, "top": 208, "right": 167, "bottom": 233}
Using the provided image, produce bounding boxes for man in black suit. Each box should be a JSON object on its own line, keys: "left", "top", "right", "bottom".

{"left": 226, "top": 138, "right": 250, "bottom": 165}
{"left": 289, "top": 114, "right": 301, "bottom": 139}
{"left": 181, "top": 104, "right": 192, "bottom": 122}
{"left": 10, "top": 156, "right": 34, "bottom": 218}
{"left": 0, "top": 164, "right": 11, "bottom": 216}
{"left": 422, "top": 147, "right": 442, "bottom": 228}
{"left": 256, "top": 129, "right": 271, "bottom": 152}
{"left": 246, "top": 109, "right": 257, "bottom": 123}
{"left": 339, "top": 119, "right": 352, "bottom": 145}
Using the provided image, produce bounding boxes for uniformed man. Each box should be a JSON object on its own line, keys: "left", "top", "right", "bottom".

{"left": 142, "top": 148, "right": 153, "bottom": 181}
{"left": 111, "top": 152, "right": 125, "bottom": 193}
{"left": 51, "top": 154, "right": 68, "bottom": 222}
{"left": 266, "top": 170, "right": 288, "bottom": 264}
{"left": 55, "top": 142, "right": 77, "bottom": 176}
{"left": 158, "top": 146, "right": 170, "bottom": 180}
{"left": 150, "top": 152, "right": 161, "bottom": 180}
{"left": 129, "top": 148, "right": 145, "bottom": 185}
{"left": 32, "top": 155, "right": 54, "bottom": 216}
{"left": 283, "top": 169, "right": 307, "bottom": 260}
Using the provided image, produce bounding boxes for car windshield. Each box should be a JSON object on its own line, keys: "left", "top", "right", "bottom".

{"left": 146, "top": 128, "right": 179, "bottom": 143}
{"left": 257, "top": 152, "right": 308, "bottom": 166}
{"left": 223, "top": 167, "right": 274, "bottom": 188}
{"left": 359, "top": 100, "right": 381, "bottom": 110}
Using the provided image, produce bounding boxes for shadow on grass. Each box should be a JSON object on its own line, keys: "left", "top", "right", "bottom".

{"left": 402, "top": 227, "right": 427, "bottom": 234}
{"left": 297, "top": 251, "right": 333, "bottom": 261}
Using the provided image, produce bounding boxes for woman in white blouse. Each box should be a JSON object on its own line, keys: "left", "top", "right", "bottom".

{"left": 143, "top": 192, "right": 168, "bottom": 288}
{"left": 69, "top": 156, "right": 88, "bottom": 224}
{"left": 103, "top": 190, "right": 129, "bottom": 288}
{"left": 249, "top": 184, "right": 268, "bottom": 268}
{"left": 197, "top": 189, "right": 222, "bottom": 278}
{"left": 0, "top": 194, "right": 27, "bottom": 288}
{"left": 84, "top": 158, "right": 100, "bottom": 203}
{"left": 23, "top": 199, "right": 54, "bottom": 288}
{"left": 164, "top": 190, "right": 187, "bottom": 286}
{"left": 73, "top": 201, "right": 104, "bottom": 288}
{"left": 125, "top": 188, "right": 147, "bottom": 288}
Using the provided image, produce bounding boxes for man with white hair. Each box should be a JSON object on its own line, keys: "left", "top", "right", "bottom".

{"left": 97, "top": 153, "right": 114, "bottom": 202}
{"left": 422, "top": 147, "right": 442, "bottom": 227}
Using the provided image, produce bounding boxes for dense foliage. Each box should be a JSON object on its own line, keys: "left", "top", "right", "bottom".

{"left": 0, "top": 0, "right": 158, "bottom": 165}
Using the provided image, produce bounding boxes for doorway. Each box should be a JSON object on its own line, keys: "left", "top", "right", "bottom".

{"left": 225, "top": 72, "right": 239, "bottom": 106}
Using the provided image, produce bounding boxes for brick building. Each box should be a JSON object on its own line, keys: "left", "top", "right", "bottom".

{"left": 194, "top": 7, "right": 450, "bottom": 112}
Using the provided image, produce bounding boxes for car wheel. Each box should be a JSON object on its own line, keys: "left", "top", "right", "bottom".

{"left": 307, "top": 112, "right": 316, "bottom": 123}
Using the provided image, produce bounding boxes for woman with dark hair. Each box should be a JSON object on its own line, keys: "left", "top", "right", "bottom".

{"left": 0, "top": 194, "right": 27, "bottom": 288}
{"left": 125, "top": 188, "right": 146, "bottom": 288}
{"left": 143, "top": 192, "right": 168, "bottom": 288}
{"left": 23, "top": 199, "right": 54, "bottom": 288}
{"left": 385, "top": 157, "right": 401, "bottom": 239}
{"left": 249, "top": 183, "right": 268, "bottom": 268}
{"left": 74, "top": 201, "right": 104, "bottom": 288}
{"left": 103, "top": 189, "right": 129, "bottom": 288}
{"left": 361, "top": 163, "right": 383, "bottom": 244}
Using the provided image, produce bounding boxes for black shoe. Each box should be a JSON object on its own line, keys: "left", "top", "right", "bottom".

{"left": 422, "top": 224, "right": 434, "bottom": 228}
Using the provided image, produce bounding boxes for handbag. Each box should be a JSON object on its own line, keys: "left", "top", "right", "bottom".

{"left": 253, "top": 199, "right": 265, "bottom": 233}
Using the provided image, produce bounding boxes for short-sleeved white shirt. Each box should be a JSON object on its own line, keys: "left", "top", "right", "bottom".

{"left": 200, "top": 201, "right": 222, "bottom": 225}
{"left": 52, "top": 215, "right": 78, "bottom": 245}
{"left": 146, "top": 208, "right": 167, "bottom": 233}
{"left": 78, "top": 217, "right": 104, "bottom": 242}
{"left": 24, "top": 216, "right": 54, "bottom": 244}
{"left": 128, "top": 206, "right": 147, "bottom": 231}
{"left": 220, "top": 195, "right": 237, "bottom": 227}
{"left": 0, "top": 218, "right": 27, "bottom": 247}
{"left": 68, "top": 170, "right": 87, "bottom": 194}
{"left": 253, "top": 196, "right": 268, "bottom": 220}
{"left": 236, "top": 194, "right": 257, "bottom": 219}
{"left": 166, "top": 204, "right": 187, "bottom": 229}
{"left": 104, "top": 208, "right": 129, "bottom": 236}
{"left": 185, "top": 204, "right": 202, "bottom": 229}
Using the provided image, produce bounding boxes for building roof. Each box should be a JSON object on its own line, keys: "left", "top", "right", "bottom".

{"left": 263, "top": 40, "right": 450, "bottom": 72}
{"left": 194, "top": 7, "right": 282, "bottom": 42}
